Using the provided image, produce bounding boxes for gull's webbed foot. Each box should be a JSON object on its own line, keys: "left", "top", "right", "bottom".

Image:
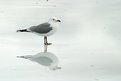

{"left": 44, "top": 43, "right": 52, "bottom": 45}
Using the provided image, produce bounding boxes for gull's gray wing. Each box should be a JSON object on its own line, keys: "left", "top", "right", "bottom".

{"left": 29, "top": 22, "right": 52, "bottom": 33}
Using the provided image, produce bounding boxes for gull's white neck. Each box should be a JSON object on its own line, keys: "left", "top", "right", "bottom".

{"left": 48, "top": 21, "right": 59, "bottom": 28}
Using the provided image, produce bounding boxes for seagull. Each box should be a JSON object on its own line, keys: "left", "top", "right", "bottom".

{"left": 17, "top": 17, "right": 61, "bottom": 45}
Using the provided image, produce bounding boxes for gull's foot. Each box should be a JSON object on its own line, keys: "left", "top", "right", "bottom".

{"left": 44, "top": 43, "right": 52, "bottom": 45}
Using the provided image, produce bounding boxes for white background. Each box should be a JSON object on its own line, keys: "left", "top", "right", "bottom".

{"left": 0, "top": 0, "right": 121, "bottom": 81}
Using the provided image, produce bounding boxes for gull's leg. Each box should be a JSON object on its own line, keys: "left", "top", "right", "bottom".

{"left": 44, "top": 36, "right": 47, "bottom": 45}
{"left": 44, "top": 36, "right": 52, "bottom": 45}
{"left": 46, "top": 36, "right": 52, "bottom": 45}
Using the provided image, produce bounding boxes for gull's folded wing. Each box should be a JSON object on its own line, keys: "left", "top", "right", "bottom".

{"left": 29, "top": 22, "right": 52, "bottom": 33}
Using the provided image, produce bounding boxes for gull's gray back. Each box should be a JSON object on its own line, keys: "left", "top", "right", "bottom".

{"left": 29, "top": 22, "right": 52, "bottom": 34}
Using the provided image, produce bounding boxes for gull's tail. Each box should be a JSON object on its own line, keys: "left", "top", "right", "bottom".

{"left": 16, "top": 29, "right": 30, "bottom": 32}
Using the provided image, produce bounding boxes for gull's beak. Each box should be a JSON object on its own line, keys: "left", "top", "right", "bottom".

{"left": 57, "top": 20, "right": 61, "bottom": 22}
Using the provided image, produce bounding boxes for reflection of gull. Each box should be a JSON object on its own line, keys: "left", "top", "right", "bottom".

{"left": 17, "top": 17, "right": 61, "bottom": 45}
{"left": 17, "top": 45, "right": 61, "bottom": 70}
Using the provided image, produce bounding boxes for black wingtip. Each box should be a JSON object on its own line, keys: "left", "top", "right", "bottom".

{"left": 16, "top": 29, "right": 30, "bottom": 32}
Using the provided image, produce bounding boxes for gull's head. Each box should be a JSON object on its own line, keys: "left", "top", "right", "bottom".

{"left": 48, "top": 17, "right": 61, "bottom": 23}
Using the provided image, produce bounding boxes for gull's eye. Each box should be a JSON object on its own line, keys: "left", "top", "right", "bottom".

{"left": 52, "top": 19, "right": 55, "bottom": 21}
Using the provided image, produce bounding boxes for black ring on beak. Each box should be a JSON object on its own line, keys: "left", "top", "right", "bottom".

{"left": 57, "top": 20, "right": 61, "bottom": 22}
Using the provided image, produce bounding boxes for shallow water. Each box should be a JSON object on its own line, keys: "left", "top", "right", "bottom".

{"left": 0, "top": 0, "right": 121, "bottom": 81}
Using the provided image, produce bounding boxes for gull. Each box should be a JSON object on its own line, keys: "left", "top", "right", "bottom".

{"left": 17, "top": 17, "right": 61, "bottom": 45}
